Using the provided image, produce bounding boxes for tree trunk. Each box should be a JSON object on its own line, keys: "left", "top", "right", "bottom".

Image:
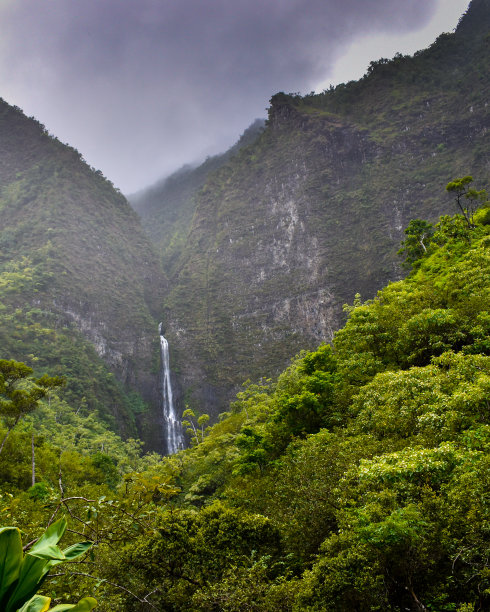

{"left": 31, "top": 431, "right": 36, "bottom": 487}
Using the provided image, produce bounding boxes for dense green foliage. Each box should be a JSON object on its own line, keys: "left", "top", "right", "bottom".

{"left": 2, "top": 182, "right": 489, "bottom": 610}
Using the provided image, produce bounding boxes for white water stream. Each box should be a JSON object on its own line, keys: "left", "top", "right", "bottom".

{"left": 159, "top": 323, "right": 184, "bottom": 455}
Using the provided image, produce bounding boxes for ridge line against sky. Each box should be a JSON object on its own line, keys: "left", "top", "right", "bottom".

{"left": 0, "top": 0, "right": 470, "bottom": 193}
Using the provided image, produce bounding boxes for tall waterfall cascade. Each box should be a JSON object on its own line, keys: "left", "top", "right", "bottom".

{"left": 159, "top": 323, "right": 184, "bottom": 455}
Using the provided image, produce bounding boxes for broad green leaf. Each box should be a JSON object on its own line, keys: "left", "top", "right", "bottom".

{"left": 26, "top": 545, "right": 65, "bottom": 562}
{"left": 6, "top": 560, "right": 44, "bottom": 612}
{"left": 27, "top": 519, "right": 67, "bottom": 559}
{"left": 61, "top": 542, "right": 93, "bottom": 561}
{"left": 0, "top": 527, "right": 22, "bottom": 605}
{"left": 0, "top": 519, "right": 95, "bottom": 612}
{"left": 50, "top": 597, "right": 97, "bottom": 611}
{"left": 6, "top": 554, "right": 51, "bottom": 612}
{"left": 18, "top": 594, "right": 51, "bottom": 612}
{"left": 7, "top": 538, "right": 87, "bottom": 612}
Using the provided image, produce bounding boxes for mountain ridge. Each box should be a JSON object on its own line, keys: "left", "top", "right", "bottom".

{"left": 130, "top": 118, "right": 266, "bottom": 277}
{"left": 139, "top": 0, "right": 489, "bottom": 421}
{"left": 0, "top": 100, "right": 167, "bottom": 447}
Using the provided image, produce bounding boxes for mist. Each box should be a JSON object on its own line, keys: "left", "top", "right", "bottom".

{"left": 0, "top": 0, "right": 470, "bottom": 192}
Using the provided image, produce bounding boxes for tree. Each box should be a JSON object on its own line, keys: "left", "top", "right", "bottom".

{"left": 0, "top": 360, "right": 63, "bottom": 455}
{"left": 182, "top": 408, "right": 210, "bottom": 446}
{"left": 446, "top": 175, "right": 488, "bottom": 228}
{"left": 115, "top": 502, "right": 281, "bottom": 610}
{"left": 397, "top": 219, "right": 434, "bottom": 268}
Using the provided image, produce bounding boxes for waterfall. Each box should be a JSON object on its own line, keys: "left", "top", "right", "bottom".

{"left": 158, "top": 323, "right": 184, "bottom": 455}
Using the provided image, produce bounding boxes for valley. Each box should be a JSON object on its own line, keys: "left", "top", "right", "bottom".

{"left": 0, "top": 1, "right": 489, "bottom": 609}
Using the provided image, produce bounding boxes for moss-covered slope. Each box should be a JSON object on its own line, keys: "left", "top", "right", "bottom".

{"left": 0, "top": 100, "right": 166, "bottom": 446}
{"left": 130, "top": 119, "right": 265, "bottom": 278}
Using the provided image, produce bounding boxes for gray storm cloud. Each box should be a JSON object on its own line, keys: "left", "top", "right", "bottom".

{"left": 0, "top": 0, "right": 442, "bottom": 192}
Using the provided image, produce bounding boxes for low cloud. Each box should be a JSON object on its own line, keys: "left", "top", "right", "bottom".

{"left": 0, "top": 0, "right": 455, "bottom": 192}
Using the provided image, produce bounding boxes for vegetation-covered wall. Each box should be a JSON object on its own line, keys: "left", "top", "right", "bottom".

{"left": 139, "top": 1, "right": 490, "bottom": 420}
{"left": 0, "top": 100, "right": 166, "bottom": 447}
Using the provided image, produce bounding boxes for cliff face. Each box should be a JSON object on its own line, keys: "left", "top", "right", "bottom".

{"left": 0, "top": 101, "right": 166, "bottom": 448}
{"left": 2, "top": 1, "right": 487, "bottom": 449}
{"left": 130, "top": 119, "right": 265, "bottom": 278}
{"left": 154, "top": 0, "right": 489, "bottom": 419}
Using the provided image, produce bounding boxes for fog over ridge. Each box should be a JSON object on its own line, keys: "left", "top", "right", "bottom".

{"left": 0, "top": 0, "right": 469, "bottom": 192}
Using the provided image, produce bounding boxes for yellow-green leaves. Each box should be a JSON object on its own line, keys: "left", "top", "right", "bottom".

{"left": 18, "top": 595, "right": 51, "bottom": 612}
{"left": 18, "top": 595, "right": 97, "bottom": 611}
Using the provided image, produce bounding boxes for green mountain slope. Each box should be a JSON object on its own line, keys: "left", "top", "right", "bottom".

{"left": 110, "top": 197, "right": 489, "bottom": 610}
{"left": 6, "top": 190, "right": 487, "bottom": 611}
{"left": 0, "top": 101, "right": 166, "bottom": 446}
{"left": 158, "top": 0, "right": 489, "bottom": 420}
{"left": 130, "top": 119, "right": 265, "bottom": 277}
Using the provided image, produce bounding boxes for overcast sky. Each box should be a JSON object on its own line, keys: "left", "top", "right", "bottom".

{"left": 0, "top": 0, "right": 470, "bottom": 193}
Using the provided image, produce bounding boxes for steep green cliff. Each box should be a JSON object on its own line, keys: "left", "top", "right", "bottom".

{"left": 0, "top": 101, "right": 166, "bottom": 446}
{"left": 130, "top": 119, "right": 265, "bottom": 278}
{"left": 155, "top": 0, "right": 489, "bottom": 419}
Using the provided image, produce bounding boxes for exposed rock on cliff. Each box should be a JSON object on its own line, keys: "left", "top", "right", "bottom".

{"left": 143, "top": 0, "right": 489, "bottom": 419}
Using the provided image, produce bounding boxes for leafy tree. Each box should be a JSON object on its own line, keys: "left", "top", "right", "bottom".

{"left": 446, "top": 175, "right": 488, "bottom": 228}
{"left": 396, "top": 308, "right": 468, "bottom": 366}
{"left": 397, "top": 218, "right": 434, "bottom": 268}
{"left": 182, "top": 408, "right": 210, "bottom": 446}
{"left": 0, "top": 360, "right": 63, "bottom": 455}
{"left": 273, "top": 344, "right": 341, "bottom": 437}
{"left": 432, "top": 213, "right": 473, "bottom": 246}
{"left": 232, "top": 426, "right": 269, "bottom": 475}
{"left": 113, "top": 502, "right": 281, "bottom": 610}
